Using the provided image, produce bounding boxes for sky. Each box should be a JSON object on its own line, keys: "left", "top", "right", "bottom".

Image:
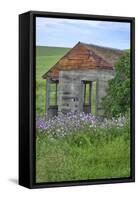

{"left": 36, "top": 17, "right": 130, "bottom": 50}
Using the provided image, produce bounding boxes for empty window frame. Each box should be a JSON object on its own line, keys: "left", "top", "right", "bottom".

{"left": 91, "top": 81, "right": 96, "bottom": 114}
{"left": 49, "top": 81, "right": 58, "bottom": 106}
{"left": 83, "top": 81, "right": 91, "bottom": 106}
{"left": 83, "top": 80, "right": 96, "bottom": 114}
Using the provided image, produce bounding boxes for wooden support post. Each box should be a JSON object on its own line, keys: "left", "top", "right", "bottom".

{"left": 84, "top": 82, "right": 86, "bottom": 105}
{"left": 95, "top": 80, "right": 99, "bottom": 116}
{"left": 89, "top": 82, "right": 93, "bottom": 113}
{"left": 46, "top": 78, "right": 50, "bottom": 117}
{"left": 56, "top": 81, "right": 58, "bottom": 105}
{"left": 80, "top": 81, "right": 84, "bottom": 112}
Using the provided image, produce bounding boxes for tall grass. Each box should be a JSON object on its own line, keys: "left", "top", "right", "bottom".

{"left": 36, "top": 117, "right": 130, "bottom": 183}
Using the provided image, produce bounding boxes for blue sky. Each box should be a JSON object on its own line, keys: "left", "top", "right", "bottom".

{"left": 36, "top": 17, "right": 130, "bottom": 49}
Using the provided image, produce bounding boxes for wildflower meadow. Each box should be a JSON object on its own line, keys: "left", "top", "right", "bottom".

{"left": 36, "top": 112, "right": 130, "bottom": 183}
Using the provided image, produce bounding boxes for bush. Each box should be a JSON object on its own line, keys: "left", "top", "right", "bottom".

{"left": 102, "top": 51, "right": 130, "bottom": 117}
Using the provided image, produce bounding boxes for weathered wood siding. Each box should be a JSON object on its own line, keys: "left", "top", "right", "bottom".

{"left": 58, "top": 69, "right": 114, "bottom": 116}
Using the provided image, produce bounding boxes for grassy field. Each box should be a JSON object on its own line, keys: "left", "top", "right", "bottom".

{"left": 36, "top": 122, "right": 130, "bottom": 183}
{"left": 36, "top": 46, "right": 70, "bottom": 116}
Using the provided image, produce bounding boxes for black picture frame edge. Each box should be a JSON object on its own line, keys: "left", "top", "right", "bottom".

{"left": 19, "top": 10, "right": 135, "bottom": 189}
{"left": 19, "top": 12, "right": 31, "bottom": 188}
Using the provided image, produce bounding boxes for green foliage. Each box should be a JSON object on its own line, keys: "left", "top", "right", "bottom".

{"left": 102, "top": 51, "right": 130, "bottom": 117}
{"left": 36, "top": 123, "right": 130, "bottom": 183}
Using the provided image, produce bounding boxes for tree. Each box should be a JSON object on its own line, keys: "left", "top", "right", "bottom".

{"left": 102, "top": 51, "right": 130, "bottom": 117}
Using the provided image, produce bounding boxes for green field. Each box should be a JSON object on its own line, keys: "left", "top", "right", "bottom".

{"left": 36, "top": 122, "right": 130, "bottom": 183}
{"left": 36, "top": 46, "right": 70, "bottom": 116}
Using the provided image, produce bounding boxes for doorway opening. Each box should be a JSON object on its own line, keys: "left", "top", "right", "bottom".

{"left": 82, "top": 81, "right": 96, "bottom": 115}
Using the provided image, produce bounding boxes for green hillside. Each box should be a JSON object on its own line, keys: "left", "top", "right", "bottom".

{"left": 36, "top": 46, "right": 70, "bottom": 116}
{"left": 36, "top": 46, "right": 70, "bottom": 57}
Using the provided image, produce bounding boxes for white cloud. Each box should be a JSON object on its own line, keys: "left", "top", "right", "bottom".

{"left": 36, "top": 17, "right": 130, "bottom": 32}
{"left": 36, "top": 17, "right": 130, "bottom": 49}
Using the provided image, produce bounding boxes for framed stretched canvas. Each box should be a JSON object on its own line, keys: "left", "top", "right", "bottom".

{"left": 19, "top": 11, "right": 135, "bottom": 189}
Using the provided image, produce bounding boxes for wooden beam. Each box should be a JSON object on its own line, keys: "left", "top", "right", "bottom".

{"left": 90, "top": 82, "right": 93, "bottom": 113}
{"left": 84, "top": 82, "right": 86, "bottom": 105}
{"left": 89, "top": 83, "right": 91, "bottom": 106}
{"left": 46, "top": 78, "right": 50, "bottom": 116}
{"left": 56, "top": 82, "right": 58, "bottom": 105}
{"left": 80, "top": 81, "right": 84, "bottom": 112}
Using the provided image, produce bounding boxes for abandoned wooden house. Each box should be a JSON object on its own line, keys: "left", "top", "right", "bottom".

{"left": 42, "top": 42, "right": 123, "bottom": 118}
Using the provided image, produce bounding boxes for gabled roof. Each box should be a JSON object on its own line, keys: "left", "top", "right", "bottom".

{"left": 42, "top": 42, "right": 123, "bottom": 79}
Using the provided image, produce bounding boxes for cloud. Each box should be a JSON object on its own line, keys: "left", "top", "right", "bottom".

{"left": 36, "top": 17, "right": 130, "bottom": 49}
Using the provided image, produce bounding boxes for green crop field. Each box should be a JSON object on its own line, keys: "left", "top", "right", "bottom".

{"left": 36, "top": 46, "right": 70, "bottom": 116}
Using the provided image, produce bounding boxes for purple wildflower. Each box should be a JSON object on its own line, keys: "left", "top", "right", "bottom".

{"left": 36, "top": 112, "right": 128, "bottom": 138}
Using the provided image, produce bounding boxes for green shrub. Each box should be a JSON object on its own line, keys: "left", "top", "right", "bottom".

{"left": 102, "top": 51, "right": 130, "bottom": 117}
